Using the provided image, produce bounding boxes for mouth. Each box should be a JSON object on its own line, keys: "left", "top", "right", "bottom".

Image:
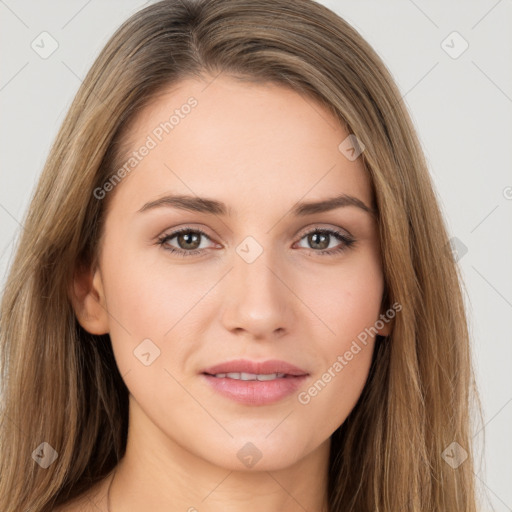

{"left": 201, "top": 359, "right": 309, "bottom": 405}
{"left": 202, "top": 358, "right": 308, "bottom": 377}
{"left": 205, "top": 371, "right": 290, "bottom": 381}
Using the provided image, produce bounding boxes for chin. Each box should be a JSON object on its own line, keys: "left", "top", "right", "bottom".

{"left": 196, "top": 431, "right": 321, "bottom": 472}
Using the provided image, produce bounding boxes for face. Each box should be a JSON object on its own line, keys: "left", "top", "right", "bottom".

{"left": 76, "top": 74, "right": 388, "bottom": 472}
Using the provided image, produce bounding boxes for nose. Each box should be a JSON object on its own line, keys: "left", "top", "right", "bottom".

{"left": 220, "top": 246, "right": 297, "bottom": 341}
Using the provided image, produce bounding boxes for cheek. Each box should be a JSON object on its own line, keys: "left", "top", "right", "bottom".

{"left": 101, "top": 247, "right": 209, "bottom": 337}
{"left": 293, "top": 253, "right": 383, "bottom": 425}
{"left": 98, "top": 246, "right": 212, "bottom": 382}
{"left": 297, "top": 337, "right": 376, "bottom": 444}
{"left": 296, "top": 251, "right": 384, "bottom": 342}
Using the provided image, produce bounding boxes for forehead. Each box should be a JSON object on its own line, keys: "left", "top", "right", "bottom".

{"left": 109, "top": 74, "right": 373, "bottom": 217}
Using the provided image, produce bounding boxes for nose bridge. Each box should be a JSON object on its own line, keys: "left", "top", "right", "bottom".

{"left": 237, "top": 248, "right": 278, "bottom": 295}
{"left": 221, "top": 236, "right": 293, "bottom": 337}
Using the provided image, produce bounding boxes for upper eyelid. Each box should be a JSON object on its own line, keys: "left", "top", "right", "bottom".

{"left": 296, "top": 224, "right": 352, "bottom": 239}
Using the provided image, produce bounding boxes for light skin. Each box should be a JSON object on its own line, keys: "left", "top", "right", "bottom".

{"left": 68, "top": 74, "right": 389, "bottom": 512}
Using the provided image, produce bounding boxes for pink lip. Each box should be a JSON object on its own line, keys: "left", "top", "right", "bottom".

{"left": 201, "top": 358, "right": 309, "bottom": 406}
{"left": 202, "top": 358, "right": 308, "bottom": 376}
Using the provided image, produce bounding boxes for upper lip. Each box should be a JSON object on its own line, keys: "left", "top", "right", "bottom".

{"left": 202, "top": 359, "right": 309, "bottom": 376}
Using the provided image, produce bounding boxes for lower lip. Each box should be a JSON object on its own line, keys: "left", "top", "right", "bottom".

{"left": 202, "top": 374, "right": 308, "bottom": 405}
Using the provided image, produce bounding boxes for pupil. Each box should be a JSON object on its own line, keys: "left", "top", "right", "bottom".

{"left": 179, "top": 232, "right": 200, "bottom": 250}
{"left": 311, "top": 232, "right": 329, "bottom": 249}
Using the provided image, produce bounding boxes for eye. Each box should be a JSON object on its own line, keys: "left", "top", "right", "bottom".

{"left": 295, "top": 227, "right": 355, "bottom": 256}
{"left": 157, "top": 226, "right": 356, "bottom": 258}
{"left": 157, "top": 227, "right": 217, "bottom": 257}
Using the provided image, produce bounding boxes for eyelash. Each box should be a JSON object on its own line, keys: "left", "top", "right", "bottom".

{"left": 157, "top": 226, "right": 356, "bottom": 258}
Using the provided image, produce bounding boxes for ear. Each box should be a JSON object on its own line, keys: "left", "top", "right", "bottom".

{"left": 69, "top": 263, "right": 110, "bottom": 335}
{"left": 376, "top": 316, "right": 391, "bottom": 337}
{"left": 375, "top": 305, "right": 392, "bottom": 337}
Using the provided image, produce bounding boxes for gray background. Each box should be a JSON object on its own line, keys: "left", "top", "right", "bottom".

{"left": 1, "top": 1, "right": 511, "bottom": 510}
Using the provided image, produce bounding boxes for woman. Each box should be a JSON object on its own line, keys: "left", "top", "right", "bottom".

{"left": 0, "top": 0, "right": 481, "bottom": 510}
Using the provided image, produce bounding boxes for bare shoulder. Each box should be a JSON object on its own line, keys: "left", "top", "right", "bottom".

{"left": 52, "top": 473, "right": 112, "bottom": 512}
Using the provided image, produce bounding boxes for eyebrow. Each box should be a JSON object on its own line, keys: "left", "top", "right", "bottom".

{"left": 137, "top": 193, "right": 376, "bottom": 217}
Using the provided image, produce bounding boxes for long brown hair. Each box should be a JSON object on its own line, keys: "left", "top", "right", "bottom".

{"left": 0, "top": 0, "right": 481, "bottom": 510}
